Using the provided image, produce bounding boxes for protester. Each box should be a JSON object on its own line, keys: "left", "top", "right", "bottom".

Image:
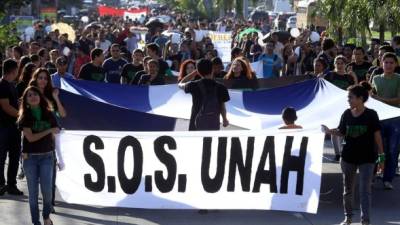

{"left": 17, "top": 63, "right": 37, "bottom": 98}
{"left": 179, "top": 59, "right": 230, "bottom": 131}
{"left": 78, "top": 48, "right": 106, "bottom": 82}
{"left": 44, "top": 49, "right": 59, "bottom": 75}
{"left": 368, "top": 45, "right": 400, "bottom": 82}
{"left": 318, "top": 38, "right": 336, "bottom": 71}
{"left": 297, "top": 41, "right": 316, "bottom": 75}
{"left": 279, "top": 107, "right": 302, "bottom": 129}
{"left": 346, "top": 47, "right": 372, "bottom": 82}
{"left": 211, "top": 57, "right": 227, "bottom": 79}
{"left": 324, "top": 55, "right": 358, "bottom": 90}
{"left": 308, "top": 57, "right": 328, "bottom": 77}
{"left": 257, "top": 40, "right": 282, "bottom": 78}
{"left": 73, "top": 46, "right": 91, "bottom": 78}
{"left": 371, "top": 52, "right": 400, "bottom": 190}
{"left": 138, "top": 59, "right": 165, "bottom": 85}
{"left": 0, "top": 59, "right": 23, "bottom": 196}
{"left": 103, "top": 44, "right": 128, "bottom": 83}
{"left": 322, "top": 84, "right": 385, "bottom": 225}
{"left": 121, "top": 49, "right": 145, "bottom": 84}
{"left": 224, "top": 58, "right": 255, "bottom": 81}
{"left": 145, "top": 43, "right": 170, "bottom": 77}
{"left": 51, "top": 57, "right": 74, "bottom": 89}
{"left": 131, "top": 56, "right": 152, "bottom": 85}
{"left": 178, "top": 59, "right": 199, "bottom": 82}
{"left": 17, "top": 86, "right": 60, "bottom": 225}
{"left": 282, "top": 44, "right": 297, "bottom": 76}
{"left": 17, "top": 56, "right": 33, "bottom": 81}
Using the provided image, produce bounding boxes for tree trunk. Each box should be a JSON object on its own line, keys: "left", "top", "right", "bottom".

{"left": 338, "top": 26, "right": 343, "bottom": 45}
{"left": 379, "top": 23, "right": 385, "bottom": 43}
{"left": 360, "top": 28, "right": 367, "bottom": 49}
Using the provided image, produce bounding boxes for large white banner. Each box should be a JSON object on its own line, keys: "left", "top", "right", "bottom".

{"left": 56, "top": 129, "right": 324, "bottom": 213}
{"left": 207, "top": 31, "right": 232, "bottom": 64}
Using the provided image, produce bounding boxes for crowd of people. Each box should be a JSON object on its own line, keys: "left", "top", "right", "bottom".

{"left": 0, "top": 6, "right": 400, "bottom": 225}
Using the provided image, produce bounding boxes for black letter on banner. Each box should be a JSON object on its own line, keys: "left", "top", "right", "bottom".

{"left": 280, "top": 136, "right": 307, "bottom": 195}
{"left": 83, "top": 135, "right": 105, "bottom": 192}
{"left": 118, "top": 136, "right": 143, "bottom": 194}
{"left": 252, "top": 136, "right": 277, "bottom": 193}
{"left": 154, "top": 136, "right": 177, "bottom": 193}
{"left": 227, "top": 137, "right": 254, "bottom": 192}
{"left": 201, "top": 137, "right": 227, "bottom": 193}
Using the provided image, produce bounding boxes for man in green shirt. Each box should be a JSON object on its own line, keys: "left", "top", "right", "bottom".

{"left": 372, "top": 52, "right": 400, "bottom": 190}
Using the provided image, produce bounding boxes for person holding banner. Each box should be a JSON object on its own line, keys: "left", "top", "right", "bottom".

{"left": 224, "top": 58, "right": 256, "bottom": 81}
{"left": 138, "top": 59, "right": 165, "bottom": 85}
{"left": 121, "top": 49, "right": 144, "bottom": 84}
{"left": 17, "top": 86, "right": 60, "bottom": 225}
{"left": 322, "top": 84, "right": 385, "bottom": 225}
{"left": 178, "top": 59, "right": 230, "bottom": 131}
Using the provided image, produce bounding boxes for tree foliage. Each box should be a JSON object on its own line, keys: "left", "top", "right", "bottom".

{"left": 0, "top": 0, "right": 32, "bottom": 14}
{"left": 315, "top": 0, "right": 400, "bottom": 45}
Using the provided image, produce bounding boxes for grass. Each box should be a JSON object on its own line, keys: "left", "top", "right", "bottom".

{"left": 370, "top": 31, "right": 398, "bottom": 42}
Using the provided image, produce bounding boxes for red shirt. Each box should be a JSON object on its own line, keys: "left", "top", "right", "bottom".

{"left": 74, "top": 55, "right": 90, "bottom": 78}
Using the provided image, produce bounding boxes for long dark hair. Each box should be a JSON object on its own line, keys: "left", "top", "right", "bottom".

{"left": 19, "top": 63, "right": 36, "bottom": 84}
{"left": 17, "top": 86, "right": 53, "bottom": 125}
{"left": 29, "top": 68, "right": 54, "bottom": 100}
{"left": 224, "top": 58, "right": 253, "bottom": 80}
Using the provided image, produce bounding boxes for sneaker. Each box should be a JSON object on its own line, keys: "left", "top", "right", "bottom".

{"left": 361, "top": 221, "right": 370, "bottom": 225}
{"left": 0, "top": 185, "right": 6, "bottom": 196}
{"left": 340, "top": 217, "right": 352, "bottom": 225}
{"left": 6, "top": 185, "right": 23, "bottom": 195}
{"left": 384, "top": 181, "right": 394, "bottom": 190}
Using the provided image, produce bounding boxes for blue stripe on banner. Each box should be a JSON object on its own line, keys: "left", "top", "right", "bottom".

{"left": 242, "top": 79, "right": 321, "bottom": 114}
{"left": 59, "top": 90, "right": 176, "bottom": 131}
{"left": 62, "top": 78, "right": 152, "bottom": 112}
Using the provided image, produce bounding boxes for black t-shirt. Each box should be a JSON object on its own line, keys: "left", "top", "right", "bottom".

{"left": 184, "top": 78, "right": 230, "bottom": 131}
{"left": 44, "top": 62, "right": 57, "bottom": 75}
{"left": 0, "top": 79, "right": 18, "bottom": 128}
{"left": 16, "top": 81, "right": 28, "bottom": 98}
{"left": 18, "top": 111, "right": 58, "bottom": 154}
{"left": 214, "top": 71, "right": 227, "bottom": 79}
{"left": 338, "top": 108, "right": 380, "bottom": 164}
{"left": 347, "top": 61, "right": 372, "bottom": 82}
{"left": 325, "top": 72, "right": 355, "bottom": 90}
{"left": 138, "top": 74, "right": 165, "bottom": 85}
{"left": 317, "top": 52, "right": 334, "bottom": 71}
{"left": 79, "top": 63, "right": 106, "bottom": 82}
{"left": 132, "top": 70, "right": 146, "bottom": 85}
{"left": 158, "top": 58, "right": 169, "bottom": 77}
{"left": 121, "top": 63, "right": 144, "bottom": 84}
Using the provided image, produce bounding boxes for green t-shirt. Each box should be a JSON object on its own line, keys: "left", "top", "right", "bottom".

{"left": 372, "top": 73, "right": 400, "bottom": 106}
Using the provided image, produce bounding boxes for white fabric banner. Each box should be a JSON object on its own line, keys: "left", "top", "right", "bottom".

{"left": 207, "top": 31, "right": 232, "bottom": 64}
{"left": 56, "top": 129, "right": 324, "bottom": 213}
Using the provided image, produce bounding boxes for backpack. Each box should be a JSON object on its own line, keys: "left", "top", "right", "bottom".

{"left": 195, "top": 81, "right": 221, "bottom": 131}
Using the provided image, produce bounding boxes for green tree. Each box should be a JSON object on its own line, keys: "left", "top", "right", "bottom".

{"left": 0, "top": 15, "right": 19, "bottom": 55}
{"left": 0, "top": 0, "right": 31, "bottom": 14}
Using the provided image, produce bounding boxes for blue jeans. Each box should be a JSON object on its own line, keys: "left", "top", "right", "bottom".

{"left": 381, "top": 119, "right": 400, "bottom": 183}
{"left": 341, "top": 160, "right": 375, "bottom": 223}
{"left": 23, "top": 152, "right": 54, "bottom": 225}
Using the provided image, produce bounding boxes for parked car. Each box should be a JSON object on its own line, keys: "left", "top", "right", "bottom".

{"left": 286, "top": 16, "right": 297, "bottom": 29}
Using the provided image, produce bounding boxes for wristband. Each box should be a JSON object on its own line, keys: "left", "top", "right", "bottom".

{"left": 376, "top": 153, "right": 385, "bottom": 164}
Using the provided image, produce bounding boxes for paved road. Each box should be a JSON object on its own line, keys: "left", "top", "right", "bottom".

{"left": 1, "top": 138, "right": 399, "bottom": 225}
